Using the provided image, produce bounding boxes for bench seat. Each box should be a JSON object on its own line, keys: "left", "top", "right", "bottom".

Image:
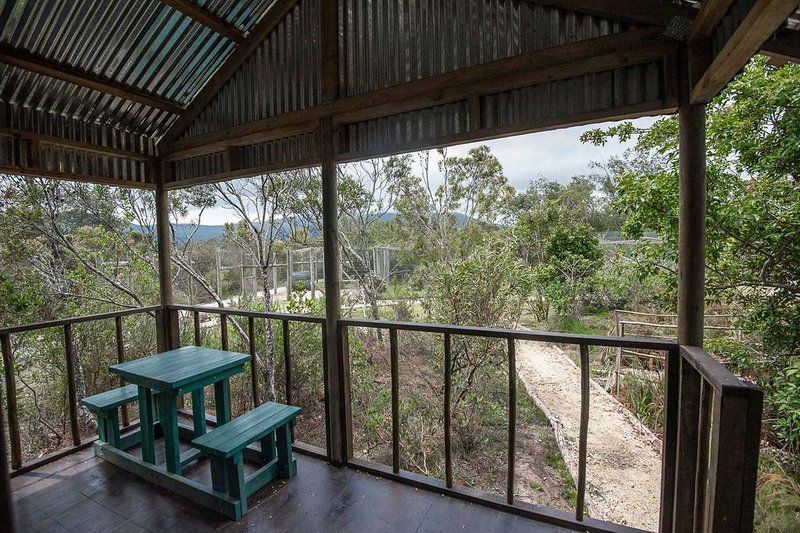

{"left": 192, "top": 402, "right": 301, "bottom": 518}
{"left": 81, "top": 385, "right": 139, "bottom": 446}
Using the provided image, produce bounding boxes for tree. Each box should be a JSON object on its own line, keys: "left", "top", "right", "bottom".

{"left": 582, "top": 56, "right": 800, "bottom": 450}
{"left": 338, "top": 156, "right": 411, "bottom": 322}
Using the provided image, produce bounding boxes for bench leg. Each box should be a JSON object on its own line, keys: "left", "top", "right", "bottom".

{"left": 98, "top": 409, "right": 121, "bottom": 448}
{"left": 191, "top": 388, "right": 207, "bottom": 437}
{"left": 138, "top": 387, "right": 156, "bottom": 464}
{"left": 226, "top": 454, "right": 247, "bottom": 516}
{"left": 276, "top": 423, "right": 296, "bottom": 479}
{"left": 260, "top": 432, "right": 276, "bottom": 464}
{"left": 214, "top": 379, "right": 231, "bottom": 425}
{"left": 159, "top": 392, "right": 181, "bottom": 475}
{"left": 209, "top": 456, "right": 229, "bottom": 494}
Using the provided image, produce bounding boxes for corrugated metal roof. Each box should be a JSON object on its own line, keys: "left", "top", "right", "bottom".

{"left": 0, "top": 0, "right": 275, "bottom": 141}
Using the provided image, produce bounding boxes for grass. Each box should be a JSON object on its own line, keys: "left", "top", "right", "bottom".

{"left": 544, "top": 445, "right": 578, "bottom": 509}
{"left": 755, "top": 452, "right": 800, "bottom": 532}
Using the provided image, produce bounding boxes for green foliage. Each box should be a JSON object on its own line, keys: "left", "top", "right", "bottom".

{"left": 755, "top": 454, "right": 800, "bottom": 532}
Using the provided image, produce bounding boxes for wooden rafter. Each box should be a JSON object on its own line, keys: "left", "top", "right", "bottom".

{"left": 761, "top": 28, "right": 800, "bottom": 62}
{"left": 162, "top": 27, "right": 675, "bottom": 160}
{"left": 689, "top": 0, "right": 737, "bottom": 41}
{"left": 0, "top": 165, "right": 155, "bottom": 189}
{"left": 524, "top": 0, "right": 696, "bottom": 29}
{"left": 0, "top": 44, "right": 185, "bottom": 115}
{"left": 692, "top": 0, "right": 800, "bottom": 103}
{"left": 158, "top": 0, "right": 299, "bottom": 147}
{"left": 160, "top": 0, "right": 245, "bottom": 43}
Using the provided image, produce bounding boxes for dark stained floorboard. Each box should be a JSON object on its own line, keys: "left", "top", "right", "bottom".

{"left": 11, "top": 446, "right": 571, "bottom": 533}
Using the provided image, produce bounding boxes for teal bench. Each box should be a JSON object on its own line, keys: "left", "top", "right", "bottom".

{"left": 192, "top": 402, "right": 301, "bottom": 518}
{"left": 81, "top": 385, "right": 139, "bottom": 447}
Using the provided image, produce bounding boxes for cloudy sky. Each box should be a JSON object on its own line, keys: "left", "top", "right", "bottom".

{"left": 188, "top": 115, "right": 659, "bottom": 225}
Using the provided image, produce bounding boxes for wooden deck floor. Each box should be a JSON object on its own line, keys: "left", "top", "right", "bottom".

{"left": 11, "top": 445, "right": 571, "bottom": 532}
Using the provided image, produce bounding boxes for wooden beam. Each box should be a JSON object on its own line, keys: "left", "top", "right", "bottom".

{"left": 761, "top": 28, "right": 800, "bottom": 62}
{"left": 0, "top": 165, "right": 156, "bottom": 189}
{"left": 158, "top": 0, "right": 300, "bottom": 146}
{"left": 161, "top": 0, "right": 245, "bottom": 43}
{"left": 0, "top": 44, "right": 185, "bottom": 114}
{"left": 688, "top": 0, "right": 737, "bottom": 42}
{"left": 692, "top": 0, "right": 799, "bottom": 103}
{"left": 524, "top": 0, "right": 696, "bottom": 29}
{"left": 162, "top": 27, "right": 673, "bottom": 158}
{"left": 0, "top": 128, "right": 153, "bottom": 161}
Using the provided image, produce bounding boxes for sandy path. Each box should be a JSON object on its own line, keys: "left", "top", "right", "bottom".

{"left": 515, "top": 340, "right": 663, "bottom": 531}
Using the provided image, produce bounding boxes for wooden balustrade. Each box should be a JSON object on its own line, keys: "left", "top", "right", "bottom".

{"left": 0, "top": 306, "right": 763, "bottom": 532}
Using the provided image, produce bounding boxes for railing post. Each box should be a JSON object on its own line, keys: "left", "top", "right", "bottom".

{"left": 63, "top": 324, "right": 81, "bottom": 447}
{"left": 0, "top": 379, "right": 16, "bottom": 532}
{"left": 443, "top": 333, "right": 453, "bottom": 488}
{"left": 660, "top": 345, "right": 680, "bottom": 533}
{"left": 1, "top": 333, "right": 22, "bottom": 470}
{"left": 114, "top": 316, "right": 130, "bottom": 428}
{"left": 576, "top": 344, "right": 590, "bottom": 520}
{"left": 249, "top": 317, "right": 259, "bottom": 407}
{"left": 507, "top": 338, "right": 517, "bottom": 505}
{"left": 390, "top": 328, "right": 400, "bottom": 474}
{"left": 673, "top": 352, "right": 702, "bottom": 531}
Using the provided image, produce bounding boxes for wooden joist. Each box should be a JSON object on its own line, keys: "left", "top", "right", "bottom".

{"left": 0, "top": 44, "right": 185, "bottom": 115}
{"left": 0, "top": 165, "right": 155, "bottom": 189}
{"left": 158, "top": 0, "right": 300, "bottom": 146}
{"left": 162, "top": 27, "right": 675, "bottom": 160}
{"left": 161, "top": 0, "right": 245, "bottom": 43}
{"left": 761, "top": 28, "right": 800, "bottom": 62}
{"left": 691, "top": 0, "right": 800, "bottom": 103}
{"left": 689, "top": 0, "right": 737, "bottom": 42}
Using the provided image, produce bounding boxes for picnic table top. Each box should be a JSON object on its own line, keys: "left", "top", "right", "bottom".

{"left": 109, "top": 346, "right": 250, "bottom": 392}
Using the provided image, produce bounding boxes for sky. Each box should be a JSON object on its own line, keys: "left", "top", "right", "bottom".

{"left": 186, "top": 115, "right": 660, "bottom": 225}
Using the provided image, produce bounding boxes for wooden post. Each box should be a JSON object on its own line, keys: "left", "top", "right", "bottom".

{"left": 0, "top": 380, "right": 16, "bottom": 533}
{"left": 677, "top": 49, "right": 706, "bottom": 347}
{"left": 156, "top": 182, "right": 179, "bottom": 350}
{"left": 320, "top": 0, "right": 351, "bottom": 466}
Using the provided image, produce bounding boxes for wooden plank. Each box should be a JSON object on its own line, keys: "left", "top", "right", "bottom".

{"left": 692, "top": 0, "right": 799, "bottom": 103}
{"left": 673, "top": 357, "right": 702, "bottom": 531}
{"left": 193, "top": 310, "right": 201, "bottom": 346}
{"left": 0, "top": 128, "right": 153, "bottom": 161}
{"left": 444, "top": 333, "right": 453, "bottom": 489}
{"left": 1, "top": 333, "right": 22, "bottom": 470}
{"left": 694, "top": 380, "right": 713, "bottom": 531}
{"left": 0, "top": 44, "right": 184, "bottom": 114}
{"left": 63, "top": 324, "right": 81, "bottom": 447}
{"left": 659, "top": 346, "right": 681, "bottom": 532}
{"left": 159, "top": 0, "right": 300, "bottom": 146}
{"left": 0, "top": 306, "right": 160, "bottom": 336}
{"left": 390, "top": 329, "right": 400, "bottom": 475}
{"left": 576, "top": 344, "right": 590, "bottom": 520}
{"left": 220, "top": 313, "right": 229, "bottom": 351}
{"left": 161, "top": 0, "right": 245, "bottom": 43}
{"left": 0, "top": 164, "right": 155, "bottom": 190}
{"left": 80, "top": 385, "right": 138, "bottom": 411}
{"left": 507, "top": 338, "right": 517, "bottom": 505}
{"left": 94, "top": 443, "right": 241, "bottom": 519}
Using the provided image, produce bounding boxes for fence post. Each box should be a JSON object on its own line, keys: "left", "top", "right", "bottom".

{"left": 63, "top": 324, "right": 81, "bottom": 447}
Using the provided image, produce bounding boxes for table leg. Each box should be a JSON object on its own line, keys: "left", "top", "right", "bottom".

{"left": 159, "top": 392, "right": 181, "bottom": 475}
{"left": 214, "top": 379, "right": 231, "bottom": 425}
{"left": 191, "top": 388, "right": 207, "bottom": 437}
{"left": 137, "top": 386, "right": 156, "bottom": 464}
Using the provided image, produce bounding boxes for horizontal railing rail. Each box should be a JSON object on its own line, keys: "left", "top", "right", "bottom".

{"left": 340, "top": 317, "right": 680, "bottom": 532}
{"left": 1, "top": 305, "right": 161, "bottom": 473}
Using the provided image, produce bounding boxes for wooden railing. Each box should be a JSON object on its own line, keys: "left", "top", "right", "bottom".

{"left": 0, "top": 307, "right": 763, "bottom": 532}
{"left": 0, "top": 305, "right": 161, "bottom": 473}
{"left": 339, "top": 318, "right": 763, "bottom": 533}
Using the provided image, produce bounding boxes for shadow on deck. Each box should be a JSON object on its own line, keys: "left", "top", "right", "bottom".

{"left": 11, "top": 445, "right": 570, "bottom": 532}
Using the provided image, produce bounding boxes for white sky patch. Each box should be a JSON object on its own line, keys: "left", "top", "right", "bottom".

{"left": 181, "top": 115, "right": 661, "bottom": 225}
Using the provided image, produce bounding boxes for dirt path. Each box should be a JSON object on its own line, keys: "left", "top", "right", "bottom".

{"left": 515, "top": 340, "right": 663, "bottom": 531}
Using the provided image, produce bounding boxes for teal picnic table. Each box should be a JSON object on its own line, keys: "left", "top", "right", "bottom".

{"left": 109, "top": 346, "right": 250, "bottom": 475}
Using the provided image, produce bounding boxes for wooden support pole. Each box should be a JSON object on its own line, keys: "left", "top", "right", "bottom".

{"left": 0, "top": 379, "right": 15, "bottom": 532}
{"left": 677, "top": 52, "right": 707, "bottom": 347}
{"left": 156, "top": 183, "right": 179, "bottom": 350}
